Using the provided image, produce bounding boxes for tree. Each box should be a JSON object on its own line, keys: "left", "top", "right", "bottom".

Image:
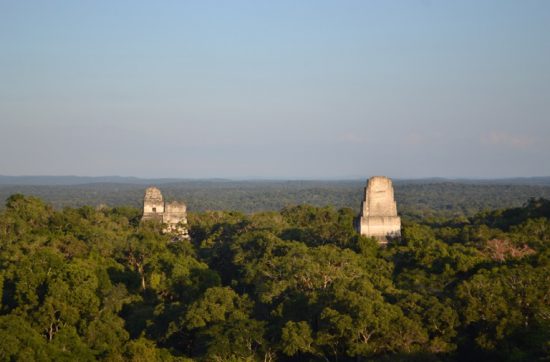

{"left": 184, "top": 286, "right": 266, "bottom": 360}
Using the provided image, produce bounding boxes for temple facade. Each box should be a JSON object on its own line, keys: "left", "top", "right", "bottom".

{"left": 142, "top": 187, "right": 189, "bottom": 239}
{"left": 356, "top": 176, "right": 401, "bottom": 244}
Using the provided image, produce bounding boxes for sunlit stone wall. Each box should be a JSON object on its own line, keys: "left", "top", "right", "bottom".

{"left": 357, "top": 176, "right": 401, "bottom": 243}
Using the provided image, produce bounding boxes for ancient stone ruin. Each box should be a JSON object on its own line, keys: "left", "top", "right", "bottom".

{"left": 142, "top": 187, "right": 189, "bottom": 239}
{"left": 356, "top": 176, "right": 401, "bottom": 244}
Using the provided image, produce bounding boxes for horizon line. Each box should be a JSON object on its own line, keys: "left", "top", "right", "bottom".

{"left": 1, "top": 174, "right": 550, "bottom": 181}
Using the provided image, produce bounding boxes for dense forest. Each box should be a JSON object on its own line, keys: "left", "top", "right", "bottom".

{"left": 2, "top": 179, "right": 550, "bottom": 219}
{"left": 0, "top": 193, "right": 548, "bottom": 361}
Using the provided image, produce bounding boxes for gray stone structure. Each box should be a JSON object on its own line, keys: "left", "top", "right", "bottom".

{"left": 356, "top": 176, "right": 401, "bottom": 243}
{"left": 142, "top": 187, "right": 189, "bottom": 239}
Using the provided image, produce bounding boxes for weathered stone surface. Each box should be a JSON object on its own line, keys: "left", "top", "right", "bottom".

{"left": 142, "top": 187, "right": 189, "bottom": 239}
{"left": 163, "top": 201, "right": 188, "bottom": 237}
{"left": 356, "top": 176, "right": 401, "bottom": 243}
{"left": 142, "top": 187, "right": 164, "bottom": 220}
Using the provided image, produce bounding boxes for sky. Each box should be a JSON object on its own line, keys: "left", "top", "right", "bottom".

{"left": 1, "top": 0, "right": 549, "bottom": 179}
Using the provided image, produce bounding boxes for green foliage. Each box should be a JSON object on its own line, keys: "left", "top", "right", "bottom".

{"left": 0, "top": 315, "right": 51, "bottom": 361}
{"left": 183, "top": 286, "right": 266, "bottom": 360}
{"left": 281, "top": 320, "right": 314, "bottom": 356}
{"left": 0, "top": 194, "right": 548, "bottom": 361}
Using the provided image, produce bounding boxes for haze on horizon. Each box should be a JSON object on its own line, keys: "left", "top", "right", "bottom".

{"left": 1, "top": 1, "right": 549, "bottom": 179}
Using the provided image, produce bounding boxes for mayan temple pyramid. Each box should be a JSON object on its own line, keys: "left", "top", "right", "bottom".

{"left": 141, "top": 187, "right": 189, "bottom": 240}
{"left": 356, "top": 176, "right": 401, "bottom": 243}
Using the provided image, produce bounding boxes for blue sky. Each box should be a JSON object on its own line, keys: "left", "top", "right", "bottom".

{"left": 1, "top": 0, "right": 549, "bottom": 178}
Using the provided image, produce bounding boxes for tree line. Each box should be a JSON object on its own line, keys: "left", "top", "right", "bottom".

{"left": 2, "top": 181, "right": 550, "bottom": 218}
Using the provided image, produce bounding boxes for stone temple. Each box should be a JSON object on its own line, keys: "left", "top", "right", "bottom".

{"left": 142, "top": 187, "right": 189, "bottom": 239}
{"left": 356, "top": 176, "right": 401, "bottom": 243}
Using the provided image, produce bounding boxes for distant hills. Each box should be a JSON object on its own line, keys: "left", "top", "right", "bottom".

{"left": 0, "top": 175, "right": 183, "bottom": 186}
{"left": 1, "top": 175, "right": 550, "bottom": 186}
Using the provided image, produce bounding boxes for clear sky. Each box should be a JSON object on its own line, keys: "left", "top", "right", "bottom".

{"left": 1, "top": 0, "right": 549, "bottom": 179}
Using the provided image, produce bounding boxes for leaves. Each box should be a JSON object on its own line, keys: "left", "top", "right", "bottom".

{"left": 0, "top": 194, "right": 548, "bottom": 360}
